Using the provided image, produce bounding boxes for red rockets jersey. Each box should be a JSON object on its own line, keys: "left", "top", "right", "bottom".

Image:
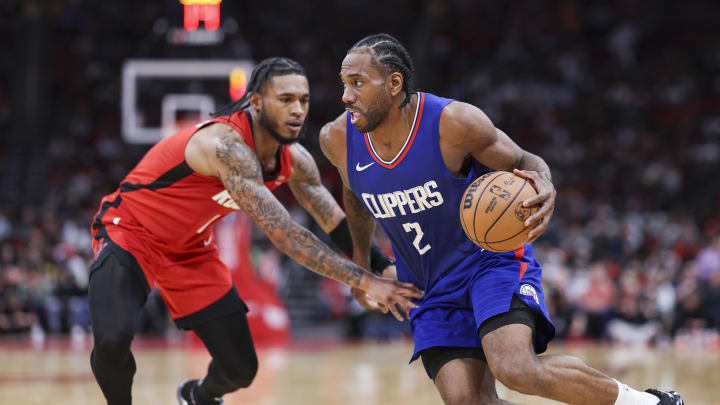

{"left": 92, "top": 110, "right": 292, "bottom": 254}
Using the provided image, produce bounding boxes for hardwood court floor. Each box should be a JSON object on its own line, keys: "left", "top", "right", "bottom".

{"left": 0, "top": 336, "right": 717, "bottom": 404}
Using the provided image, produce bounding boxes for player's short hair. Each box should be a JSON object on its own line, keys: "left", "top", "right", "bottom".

{"left": 213, "top": 57, "right": 306, "bottom": 116}
{"left": 348, "top": 33, "right": 416, "bottom": 108}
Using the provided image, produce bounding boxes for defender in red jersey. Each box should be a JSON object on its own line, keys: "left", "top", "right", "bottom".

{"left": 88, "top": 58, "right": 423, "bottom": 405}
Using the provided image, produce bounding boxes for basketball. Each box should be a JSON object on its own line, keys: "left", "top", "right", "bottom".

{"left": 459, "top": 171, "right": 539, "bottom": 252}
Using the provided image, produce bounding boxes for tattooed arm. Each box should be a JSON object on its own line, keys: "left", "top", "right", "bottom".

{"left": 289, "top": 141, "right": 395, "bottom": 275}
{"left": 184, "top": 122, "right": 422, "bottom": 320}
{"left": 207, "top": 126, "right": 361, "bottom": 286}
{"left": 287, "top": 143, "right": 345, "bottom": 233}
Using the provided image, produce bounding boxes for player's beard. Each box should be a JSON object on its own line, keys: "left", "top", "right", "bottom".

{"left": 258, "top": 108, "right": 306, "bottom": 145}
{"left": 354, "top": 91, "right": 392, "bottom": 133}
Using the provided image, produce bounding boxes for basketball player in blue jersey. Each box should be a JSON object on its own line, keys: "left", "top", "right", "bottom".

{"left": 320, "top": 34, "right": 684, "bottom": 405}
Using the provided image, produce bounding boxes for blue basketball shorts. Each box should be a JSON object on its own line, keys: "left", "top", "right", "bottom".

{"left": 406, "top": 245, "right": 556, "bottom": 369}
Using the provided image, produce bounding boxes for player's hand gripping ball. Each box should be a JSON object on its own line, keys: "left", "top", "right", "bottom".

{"left": 459, "top": 171, "right": 538, "bottom": 252}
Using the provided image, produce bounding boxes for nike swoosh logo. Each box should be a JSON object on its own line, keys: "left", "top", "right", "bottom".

{"left": 203, "top": 235, "right": 213, "bottom": 246}
{"left": 355, "top": 162, "right": 375, "bottom": 172}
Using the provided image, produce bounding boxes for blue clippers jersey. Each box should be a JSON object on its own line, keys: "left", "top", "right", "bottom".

{"left": 347, "top": 92, "right": 494, "bottom": 292}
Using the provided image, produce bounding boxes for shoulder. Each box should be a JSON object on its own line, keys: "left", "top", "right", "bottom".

{"left": 186, "top": 121, "right": 253, "bottom": 176}
{"left": 439, "top": 101, "right": 497, "bottom": 149}
{"left": 319, "top": 113, "right": 348, "bottom": 167}
{"left": 195, "top": 121, "right": 249, "bottom": 155}
{"left": 440, "top": 101, "right": 495, "bottom": 135}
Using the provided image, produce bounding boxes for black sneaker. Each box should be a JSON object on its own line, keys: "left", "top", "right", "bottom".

{"left": 645, "top": 388, "right": 684, "bottom": 405}
{"left": 177, "top": 379, "right": 224, "bottom": 405}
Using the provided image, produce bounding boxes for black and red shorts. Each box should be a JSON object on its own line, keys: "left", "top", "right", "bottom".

{"left": 91, "top": 232, "right": 246, "bottom": 329}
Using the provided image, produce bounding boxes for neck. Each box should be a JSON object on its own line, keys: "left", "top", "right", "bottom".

{"left": 368, "top": 92, "right": 418, "bottom": 146}
{"left": 247, "top": 108, "right": 282, "bottom": 162}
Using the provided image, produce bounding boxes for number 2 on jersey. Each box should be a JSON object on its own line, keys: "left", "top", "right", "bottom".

{"left": 403, "top": 222, "right": 431, "bottom": 255}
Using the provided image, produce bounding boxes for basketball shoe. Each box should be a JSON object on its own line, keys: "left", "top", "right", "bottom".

{"left": 645, "top": 388, "right": 684, "bottom": 405}
{"left": 177, "top": 379, "right": 223, "bottom": 405}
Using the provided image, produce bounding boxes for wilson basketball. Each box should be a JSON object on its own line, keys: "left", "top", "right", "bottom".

{"left": 459, "top": 171, "right": 539, "bottom": 252}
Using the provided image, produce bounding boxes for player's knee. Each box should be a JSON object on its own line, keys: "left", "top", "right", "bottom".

{"left": 442, "top": 391, "right": 497, "bottom": 405}
{"left": 92, "top": 331, "right": 133, "bottom": 363}
{"left": 487, "top": 358, "right": 541, "bottom": 395}
{"left": 218, "top": 352, "right": 258, "bottom": 389}
{"left": 437, "top": 377, "right": 500, "bottom": 405}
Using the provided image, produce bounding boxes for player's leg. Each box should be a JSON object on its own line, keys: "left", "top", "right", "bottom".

{"left": 480, "top": 300, "right": 681, "bottom": 405}
{"left": 163, "top": 252, "right": 255, "bottom": 404}
{"left": 483, "top": 322, "right": 618, "bottom": 404}
{"left": 421, "top": 346, "right": 516, "bottom": 405}
{"left": 88, "top": 245, "right": 149, "bottom": 405}
{"left": 470, "top": 246, "right": 683, "bottom": 405}
{"left": 179, "top": 310, "right": 258, "bottom": 404}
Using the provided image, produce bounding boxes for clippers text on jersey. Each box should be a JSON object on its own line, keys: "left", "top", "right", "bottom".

{"left": 361, "top": 180, "right": 444, "bottom": 219}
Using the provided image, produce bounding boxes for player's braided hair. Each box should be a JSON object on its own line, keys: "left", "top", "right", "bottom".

{"left": 213, "top": 57, "right": 306, "bottom": 116}
{"left": 349, "top": 33, "right": 416, "bottom": 108}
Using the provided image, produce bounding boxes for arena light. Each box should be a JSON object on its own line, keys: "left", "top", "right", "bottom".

{"left": 229, "top": 67, "right": 247, "bottom": 101}
{"left": 180, "top": 0, "right": 222, "bottom": 32}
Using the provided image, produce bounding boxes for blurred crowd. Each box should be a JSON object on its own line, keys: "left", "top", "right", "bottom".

{"left": 0, "top": 0, "right": 719, "bottom": 348}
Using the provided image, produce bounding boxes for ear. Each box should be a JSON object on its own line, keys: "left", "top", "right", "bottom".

{"left": 249, "top": 92, "right": 262, "bottom": 111}
{"left": 387, "top": 72, "right": 404, "bottom": 97}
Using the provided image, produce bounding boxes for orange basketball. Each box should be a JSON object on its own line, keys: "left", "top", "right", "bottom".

{"left": 459, "top": 171, "right": 538, "bottom": 252}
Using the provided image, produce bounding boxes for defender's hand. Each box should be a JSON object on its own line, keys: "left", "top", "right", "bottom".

{"left": 352, "top": 266, "right": 409, "bottom": 318}
{"left": 351, "top": 266, "right": 397, "bottom": 313}
{"left": 513, "top": 169, "right": 556, "bottom": 243}
{"left": 357, "top": 274, "right": 423, "bottom": 321}
{"left": 351, "top": 287, "right": 384, "bottom": 312}
{"left": 380, "top": 265, "right": 415, "bottom": 319}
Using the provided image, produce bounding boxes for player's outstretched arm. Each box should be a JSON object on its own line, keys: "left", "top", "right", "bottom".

{"left": 286, "top": 143, "right": 395, "bottom": 276}
{"left": 187, "top": 123, "right": 422, "bottom": 320}
{"left": 290, "top": 137, "right": 389, "bottom": 311}
{"left": 440, "top": 102, "right": 557, "bottom": 242}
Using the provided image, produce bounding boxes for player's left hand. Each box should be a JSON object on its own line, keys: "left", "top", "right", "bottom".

{"left": 351, "top": 287, "right": 386, "bottom": 312}
{"left": 513, "top": 169, "right": 556, "bottom": 243}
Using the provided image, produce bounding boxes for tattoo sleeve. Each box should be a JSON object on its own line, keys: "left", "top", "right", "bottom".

{"left": 214, "top": 134, "right": 368, "bottom": 287}
{"left": 342, "top": 185, "right": 376, "bottom": 270}
{"left": 288, "top": 145, "right": 345, "bottom": 233}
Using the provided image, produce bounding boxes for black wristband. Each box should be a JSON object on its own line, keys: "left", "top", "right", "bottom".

{"left": 328, "top": 218, "right": 394, "bottom": 275}
{"left": 370, "top": 245, "right": 394, "bottom": 275}
{"left": 328, "top": 218, "right": 354, "bottom": 258}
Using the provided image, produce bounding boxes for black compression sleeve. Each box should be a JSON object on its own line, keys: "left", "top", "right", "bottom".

{"left": 328, "top": 218, "right": 354, "bottom": 257}
{"left": 370, "top": 244, "right": 395, "bottom": 274}
{"left": 328, "top": 218, "right": 394, "bottom": 275}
